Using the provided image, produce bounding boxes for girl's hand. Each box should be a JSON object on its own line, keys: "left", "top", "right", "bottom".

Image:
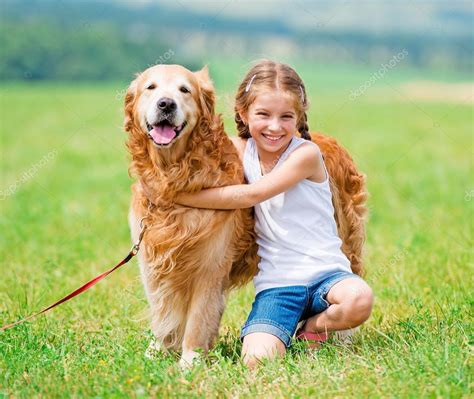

{"left": 175, "top": 192, "right": 192, "bottom": 206}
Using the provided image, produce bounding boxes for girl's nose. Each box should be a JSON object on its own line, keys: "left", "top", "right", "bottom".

{"left": 268, "top": 118, "right": 281, "bottom": 132}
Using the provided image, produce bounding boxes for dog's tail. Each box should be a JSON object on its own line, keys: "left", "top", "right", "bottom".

{"left": 311, "top": 133, "right": 368, "bottom": 276}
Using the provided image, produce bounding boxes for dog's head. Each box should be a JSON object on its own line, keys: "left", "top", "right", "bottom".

{"left": 124, "top": 64, "right": 215, "bottom": 153}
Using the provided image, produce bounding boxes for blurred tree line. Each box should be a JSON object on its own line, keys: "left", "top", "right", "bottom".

{"left": 0, "top": 20, "right": 180, "bottom": 81}
{"left": 0, "top": 0, "right": 472, "bottom": 81}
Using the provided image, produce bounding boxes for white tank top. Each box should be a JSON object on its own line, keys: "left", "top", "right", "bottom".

{"left": 243, "top": 136, "right": 352, "bottom": 294}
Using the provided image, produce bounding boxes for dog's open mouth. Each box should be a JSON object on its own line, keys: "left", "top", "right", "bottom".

{"left": 146, "top": 120, "right": 187, "bottom": 146}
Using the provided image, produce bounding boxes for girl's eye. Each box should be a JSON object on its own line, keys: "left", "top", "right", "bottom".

{"left": 282, "top": 115, "right": 294, "bottom": 119}
{"left": 256, "top": 112, "right": 268, "bottom": 117}
{"left": 146, "top": 83, "right": 156, "bottom": 90}
{"left": 180, "top": 86, "right": 190, "bottom": 94}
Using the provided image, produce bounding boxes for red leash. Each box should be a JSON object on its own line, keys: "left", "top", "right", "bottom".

{"left": 0, "top": 217, "right": 149, "bottom": 332}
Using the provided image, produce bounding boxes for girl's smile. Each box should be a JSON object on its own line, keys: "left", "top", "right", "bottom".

{"left": 261, "top": 133, "right": 285, "bottom": 144}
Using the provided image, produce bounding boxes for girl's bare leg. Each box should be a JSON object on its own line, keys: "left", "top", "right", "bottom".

{"left": 303, "top": 278, "right": 373, "bottom": 334}
{"left": 241, "top": 332, "right": 286, "bottom": 368}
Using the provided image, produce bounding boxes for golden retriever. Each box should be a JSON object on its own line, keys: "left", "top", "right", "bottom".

{"left": 124, "top": 64, "right": 367, "bottom": 366}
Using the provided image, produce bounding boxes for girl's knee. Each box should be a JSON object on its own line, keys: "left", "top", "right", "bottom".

{"left": 241, "top": 332, "right": 286, "bottom": 368}
{"left": 346, "top": 285, "right": 374, "bottom": 324}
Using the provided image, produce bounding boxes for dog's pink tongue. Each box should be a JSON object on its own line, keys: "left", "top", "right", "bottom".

{"left": 151, "top": 125, "right": 176, "bottom": 144}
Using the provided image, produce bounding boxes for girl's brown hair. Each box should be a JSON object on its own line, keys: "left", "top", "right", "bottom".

{"left": 234, "top": 60, "right": 311, "bottom": 140}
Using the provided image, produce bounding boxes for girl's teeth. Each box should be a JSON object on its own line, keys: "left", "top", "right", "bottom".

{"left": 264, "top": 135, "right": 282, "bottom": 141}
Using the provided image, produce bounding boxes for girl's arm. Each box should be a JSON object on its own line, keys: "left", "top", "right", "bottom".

{"left": 176, "top": 143, "right": 321, "bottom": 209}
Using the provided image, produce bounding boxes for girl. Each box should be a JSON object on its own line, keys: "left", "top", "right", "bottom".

{"left": 176, "top": 60, "right": 373, "bottom": 367}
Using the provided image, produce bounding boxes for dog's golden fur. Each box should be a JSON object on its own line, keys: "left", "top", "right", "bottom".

{"left": 125, "top": 65, "right": 258, "bottom": 365}
{"left": 124, "top": 64, "right": 367, "bottom": 365}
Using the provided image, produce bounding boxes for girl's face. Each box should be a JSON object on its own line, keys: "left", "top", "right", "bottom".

{"left": 242, "top": 90, "right": 299, "bottom": 156}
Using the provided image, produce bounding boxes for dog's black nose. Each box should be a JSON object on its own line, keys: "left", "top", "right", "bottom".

{"left": 157, "top": 97, "right": 177, "bottom": 113}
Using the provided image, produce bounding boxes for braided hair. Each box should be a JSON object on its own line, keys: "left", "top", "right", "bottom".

{"left": 234, "top": 60, "right": 311, "bottom": 141}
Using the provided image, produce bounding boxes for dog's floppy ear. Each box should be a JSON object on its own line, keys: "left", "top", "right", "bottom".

{"left": 194, "top": 66, "right": 215, "bottom": 119}
{"left": 124, "top": 75, "right": 139, "bottom": 132}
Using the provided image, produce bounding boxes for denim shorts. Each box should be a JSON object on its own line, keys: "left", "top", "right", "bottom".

{"left": 240, "top": 271, "right": 362, "bottom": 347}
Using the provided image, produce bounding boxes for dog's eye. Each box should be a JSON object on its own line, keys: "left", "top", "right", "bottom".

{"left": 146, "top": 83, "right": 156, "bottom": 90}
{"left": 180, "top": 86, "right": 190, "bottom": 94}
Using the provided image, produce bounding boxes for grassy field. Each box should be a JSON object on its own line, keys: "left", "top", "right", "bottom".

{"left": 0, "top": 63, "right": 472, "bottom": 398}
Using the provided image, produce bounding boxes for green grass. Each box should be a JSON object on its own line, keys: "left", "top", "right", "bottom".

{"left": 0, "top": 63, "right": 472, "bottom": 398}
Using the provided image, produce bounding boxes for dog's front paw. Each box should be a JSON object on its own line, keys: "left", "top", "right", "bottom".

{"left": 179, "top": 350, "right": 201, "bottom": 369}
{"left": 144, "top": 339, "right": 164, "bottom": 359}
